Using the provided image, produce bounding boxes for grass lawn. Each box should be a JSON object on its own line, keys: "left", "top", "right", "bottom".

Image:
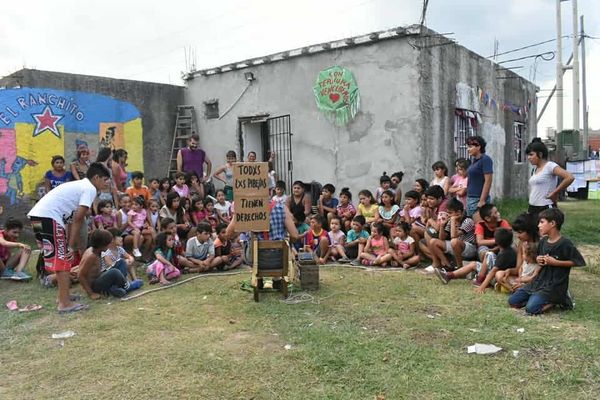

{"left": 1, "top": 200, "right": 599, "bottom": 399}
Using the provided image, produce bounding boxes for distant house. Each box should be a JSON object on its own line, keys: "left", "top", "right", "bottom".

{"left": 185, "top": 25, "right": 538, "bottom": 199}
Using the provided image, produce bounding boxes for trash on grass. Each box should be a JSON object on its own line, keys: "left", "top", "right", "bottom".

{"left": 202, "top": 296, "right": 207, "bottom": 300}
{"left": 284, "top": 344, "right": 292, "bottom": 350}
{"left": 467, "top": 343, "right": 502, "bottom": 355}
{"left": 468, "top": 328, "right": 481, "bottom": 333}
{"left": 5, "top": 300, "right": 18, "bottom": 311}
{"left": 19, "top": 304, "right": 42, "bottom": 312}
{"left": 512, "top": 350, "right": 520, "bottom": 357}
{"left": 426, "top": 314, "right": 435, "bottom": 319}
{"left": 51, "top": 331, "right": 76, "bottom": 339}
{"left": 516, "top": 328, "right": 525, "bottom": 333}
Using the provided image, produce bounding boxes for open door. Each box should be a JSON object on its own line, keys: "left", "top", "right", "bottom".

{"left": 267, "top": 115, "right": 293, "bottom": 193}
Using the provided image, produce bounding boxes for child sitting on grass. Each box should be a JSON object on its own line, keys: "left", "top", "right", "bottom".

{"left": 172, "top": 172, "right": 190, "bottom": 199}
{"left": 346, "top": 215, "right": 369, "bottom": 265}
{"left": 357, "top": 189, "right": 378, "bottom": 226}
{"left": 358, "top": 222, "right": 393, "bottom": 267}
{"left": 304, "top": 214, "right": 330, "bottom": 265}
{"left": 426, "top": 198, "right": 476, "bottom": 270}
{"left": 327, "top": 216, "right": 347, "bottom": 262}
{"left": 508, "top": 208, "right": 585, "bottom": 314}
{"left": 94, "top": 200, "right": 117, "bottom": 230}
{"left": 125, "top": 171, "right": 151, "bottom": 203}
{"left": 214, "top": 223, "right": 243, "bottom": 271}
{"left": 101, "top": 228, "right": 138, "bottom": 281}
{"left": 474, "top": 203, "right": 512, "bottom": 263}
{"left": 399, "top": 190, "right": 422, "bottom": 226}
{"left": 214, "top": 189, "right": 232, "bottom": 224}
{"left": 496, "top": 241, "right": 540, "bottom": 293}
{"left": 0, "top": 219, "right": 32, "bottom": 281}
{"left": 318, "top": 183, "right": 339, "bottom": 226}
{"left": 390, "top": 222, "right": 420, "bottom": 269}
{"left": 292, "top": 211, "right": 310, "bottom": 257}
{"left": 147, "top": 232, "right": 180, "bottom": 286}
{"left": 473, "top": 228, "right": 516, "bottom": 293}
{"left": 185, "top": 222, "right": 217, "bottom": 272}
{"left": 127, "top": 196, "right": 153, "bottom": 259}
{"left": 377, "top": 190, "right": 400, "bottom": 229}
{"left": 434, "top": 228, "right": 516, "bottom": 290}
{"left": 78, "top": 230, "right": 130, "bottom": 300}
{"left": 336, "top": 187, "right": 356, "bottom": 231}
{"left": 160, "top": 217, "right": 196, "bottom": 272}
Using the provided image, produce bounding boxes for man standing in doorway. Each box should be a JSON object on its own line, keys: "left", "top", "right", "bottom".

{"left": 177, "top": 133, "right": 212, "bottom": 198}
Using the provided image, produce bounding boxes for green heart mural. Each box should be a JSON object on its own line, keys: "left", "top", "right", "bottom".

{"left": 313, "top": 66, "right": 360, "bottom": 126}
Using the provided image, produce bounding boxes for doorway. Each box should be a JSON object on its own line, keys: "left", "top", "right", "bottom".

{"left": 238, "top": 114, "right": 293, "bottom": 192}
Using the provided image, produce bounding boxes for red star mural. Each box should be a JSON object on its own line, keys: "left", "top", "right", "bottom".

{"left": 31, "top": 106, "right": 64, "bottom": 138}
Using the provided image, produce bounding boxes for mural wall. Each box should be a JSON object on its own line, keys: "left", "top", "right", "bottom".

{"left": 0, "top": 87, "right": 143, "bottom": 213}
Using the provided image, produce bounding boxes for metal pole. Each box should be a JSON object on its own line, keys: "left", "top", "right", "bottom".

{"left": 580, "top": 14, "right": 588, "bottom": 157}
{"left": 572, "top": 0, "right": 580, "bottom": 132}
{"left": 556, "top": 0, "right": 563, "bottom": 132}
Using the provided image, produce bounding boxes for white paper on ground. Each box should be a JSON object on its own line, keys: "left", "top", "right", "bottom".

{"left": 51, "top": 331, "right": 76, "bottom": 339}
{"left": 467, "top": 343, "right": 502, "bottom": 355}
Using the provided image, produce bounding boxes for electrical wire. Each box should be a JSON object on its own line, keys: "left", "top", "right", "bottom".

{"left": 486, "top": 36, "right": 570, "bottom": 58}
{"left": 497, "top": 51, "right": 555, "bottom": 64}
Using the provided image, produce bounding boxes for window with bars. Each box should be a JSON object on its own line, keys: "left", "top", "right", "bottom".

{"left": 513, "top": 122, "right": 525, "bottom": 163}
{"left": 204, "top": 100, "right": 219, "bottom": 119}
{"left": 454, "top": 109, "right": 478, "bottom": 159}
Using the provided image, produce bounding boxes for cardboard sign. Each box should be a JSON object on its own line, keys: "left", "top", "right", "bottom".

{"left": 233, "top": 162, "right": 270, "bottom": 232}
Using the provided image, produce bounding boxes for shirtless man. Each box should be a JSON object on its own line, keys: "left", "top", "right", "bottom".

{"left": 78, "top": 230, "right": 129, "bottom": 299}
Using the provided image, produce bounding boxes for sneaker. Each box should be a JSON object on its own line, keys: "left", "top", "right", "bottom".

{"left": 11, "top": 271, "right": 32, "bottom": 281}
{"left": 1, "top": 268, "right": 15, "bottom": 279}
{"left": 434, "top": 268, "right": 450, "bottom": 284}
{"left": 423, "top": 265, "right": 436, "bottom": 274}
{"left": 132, "top": 248, "right": 142, "bottom": 258}
{"left": 126, "top": 279, "right": 143, "bottom": 292}
{"left": 339, "top": 256, "right": 351, "bottom": 264}
{"left": 350, "top": 259, "right": 361, "bottom": 266}
{"left": 108, "top": 286, "right": 127, "bottom": 298}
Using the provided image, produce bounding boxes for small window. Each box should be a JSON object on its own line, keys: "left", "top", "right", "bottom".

{"left": 204, "top": 100, "right": 219, "bottom": 119}
{"left": 454, "top": 109, "right": 478, "bottom": 159}
{"left": 513, "top": 122, "right": 525, "bottom": 163}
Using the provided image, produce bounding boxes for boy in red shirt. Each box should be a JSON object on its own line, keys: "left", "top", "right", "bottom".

{"left": 0, "top": 219, "right": 32, "bottom": 281}
{"left": 474, "top": 203, "right": 511, "bottom": 261}
{"left": 304, "top": 214, "right": 330, "bottom": 265}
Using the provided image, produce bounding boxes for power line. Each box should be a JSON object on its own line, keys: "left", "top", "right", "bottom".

{"left": 497, "top": 51, "right": 555, "bottom": 64}
{"left": 486, "top": 36, "right": 570, "bottom": 58}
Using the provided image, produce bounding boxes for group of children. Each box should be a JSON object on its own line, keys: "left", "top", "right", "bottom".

{"left": 0, "top": 150, "right": 586, "bottom": 316}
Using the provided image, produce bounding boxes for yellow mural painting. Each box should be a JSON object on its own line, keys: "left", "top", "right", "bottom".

{"left": 15, "top": 122, "right": 64, "bottom": 196}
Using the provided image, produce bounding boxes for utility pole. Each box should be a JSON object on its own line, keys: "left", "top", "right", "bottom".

{"left": 571, "top": 0, "right": 580, "bottom": 132}
{"left": 556, "top": 0, "right": 563, "bottom": 132}
{"left": 580, "top": 14, "right": 588, "bottom": 157}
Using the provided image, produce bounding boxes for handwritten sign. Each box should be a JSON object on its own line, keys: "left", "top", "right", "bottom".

{"left": 233, "top": 162, "right": 270, "bottom": 232}
{"left": 313, "top": 66, "right": 360, "bottom": 126}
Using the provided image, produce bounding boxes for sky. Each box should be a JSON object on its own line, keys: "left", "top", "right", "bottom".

{"left": 1, "top": 0, "right": 598, "bottom": 137}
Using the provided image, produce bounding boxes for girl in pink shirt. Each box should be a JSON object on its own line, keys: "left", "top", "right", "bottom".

{"left": 127, "top": 197, "right": 153, "bottom": 258}
{"left": 358, "top": 222, "right": 393, "bottom": 267}
{"left": 448, "top": 158, "right": 469, "bottom": 207}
